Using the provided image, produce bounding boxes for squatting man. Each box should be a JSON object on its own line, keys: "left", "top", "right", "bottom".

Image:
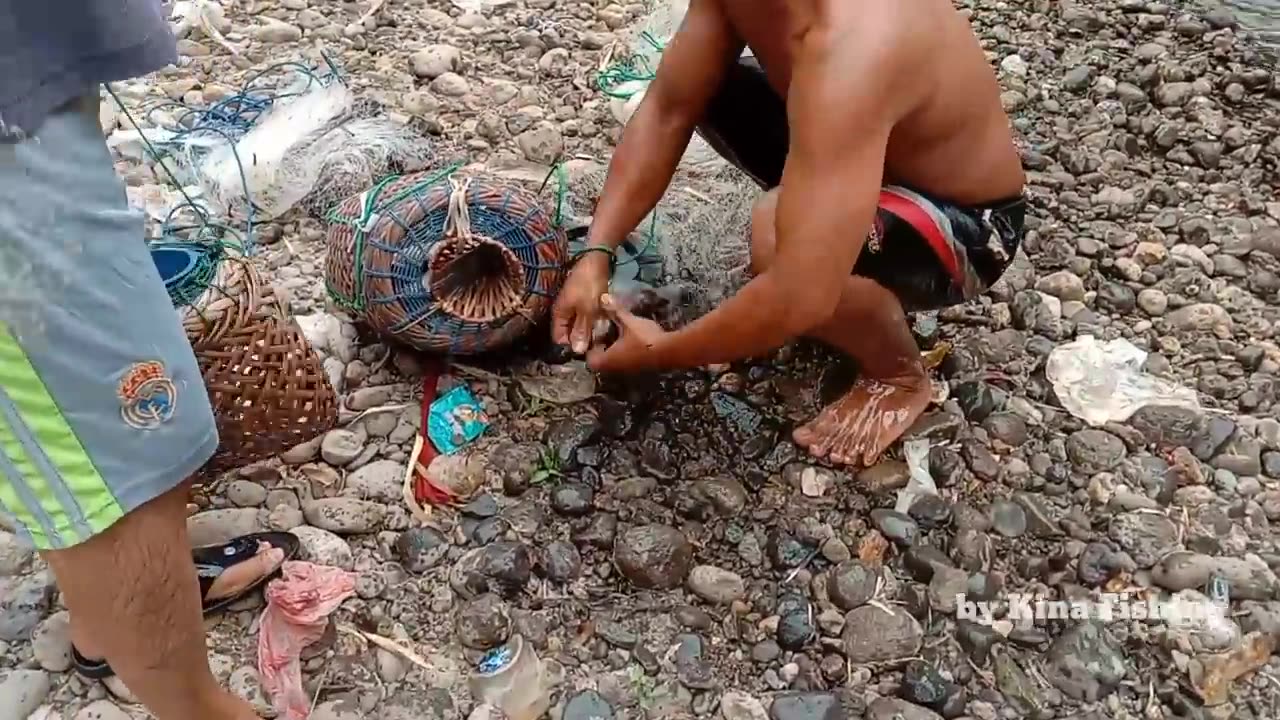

{"left": 552, "top": 0, "right": 1027, "bottom": 467}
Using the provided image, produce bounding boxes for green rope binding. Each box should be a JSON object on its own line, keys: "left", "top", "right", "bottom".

{"left": 323, "top": 161, "right": 465, "bottom": 311}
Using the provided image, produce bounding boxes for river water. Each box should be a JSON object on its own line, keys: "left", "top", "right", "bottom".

{"left": 1227, "top": 0, "right": 1280, "bottom": 46}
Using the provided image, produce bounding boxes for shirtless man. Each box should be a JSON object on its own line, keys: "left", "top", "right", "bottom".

{"left": 551, "top": 0, "right": 1026, "bottom": 467}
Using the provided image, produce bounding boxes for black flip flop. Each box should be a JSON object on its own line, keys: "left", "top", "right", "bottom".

{"left": 72, "top": 531, "right": 300, "bottom": 680}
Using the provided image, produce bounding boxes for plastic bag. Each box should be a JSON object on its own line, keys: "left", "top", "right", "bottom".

{"left": 1045, "top": 335, "right": 1199, "bottom": 426}
{"left": 895, "top": 439, "right": 938, "bottom": 513}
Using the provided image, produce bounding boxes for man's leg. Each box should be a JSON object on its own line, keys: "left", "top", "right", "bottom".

{"left": 747, "top": 190, "right": 931, "bottom": 466}
{"left": 0, "top": 94, "right": 258, "bottom": 720}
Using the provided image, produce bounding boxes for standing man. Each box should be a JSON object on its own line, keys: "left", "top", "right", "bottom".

{"left": 2, "top": 2, "right": 272, "bottom": 718}
{"left": 552, "top": 0, "right": 1026, "bottom": 467}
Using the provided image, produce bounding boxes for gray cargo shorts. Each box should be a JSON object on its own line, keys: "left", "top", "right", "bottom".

{"left": 0, "top": 93, "right": 218, "bottom": 551}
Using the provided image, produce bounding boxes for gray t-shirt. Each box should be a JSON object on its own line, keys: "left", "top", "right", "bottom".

{"left": 0, "top": 0, "right": 178, "bottom": 142}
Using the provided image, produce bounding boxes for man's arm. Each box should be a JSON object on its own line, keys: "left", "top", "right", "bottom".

{"left": 649, "top": 27, "right": 905, "bottom": 369}
{"left": 586, "top": 0, "right": 744, "bottom": 252}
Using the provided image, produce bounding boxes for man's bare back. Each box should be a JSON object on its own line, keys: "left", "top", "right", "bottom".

{"left": 555, "top": 0, "right": 1029, "bottom": 468}
{"left": 716, "top": 0, "right": 1025, "bottom": 205}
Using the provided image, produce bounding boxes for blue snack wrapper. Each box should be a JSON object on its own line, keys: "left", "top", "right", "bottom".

{"left": 427, "top": 386, "right": 490, "bottom": 454}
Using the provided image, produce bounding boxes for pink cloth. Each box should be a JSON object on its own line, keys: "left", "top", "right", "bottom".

{"left": 257, "top": 561, "right": 357, "bottom": 720}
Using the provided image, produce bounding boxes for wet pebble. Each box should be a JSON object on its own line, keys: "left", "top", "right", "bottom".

{"left": 870, "top": 509, "right": 919, "bottom": 546}
{"left": 686, "top": 565, "right": 746, "bottom": 605}
{"left": 395, "top": 526, "right": 450, "bottom": 573}
{"left": 842, "top": 605, "right": 923, "bottom": 663}
{"left": 613, "top": 524, "right": 693, "bottom": 589}
{"left": 550, "top": 482, "right": 594, "bottom": 516}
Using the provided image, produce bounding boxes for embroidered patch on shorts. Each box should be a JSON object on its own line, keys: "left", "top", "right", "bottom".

{"left": 118, "top": 361, "right": 178, "bottom": 429}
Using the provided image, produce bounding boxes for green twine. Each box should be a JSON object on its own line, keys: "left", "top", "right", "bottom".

{"left": 323, "top": 161, "right": 465, "bottom": 311}
{"left": 593, "top": 31, "right": 666, "bottom": 99}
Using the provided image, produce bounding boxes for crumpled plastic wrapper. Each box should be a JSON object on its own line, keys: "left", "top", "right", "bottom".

{"left": 1046, "top": 335, "right": 1199, "bottom": 425}
{"left": 257, "top": 561, "right": 358, "bottom": 720}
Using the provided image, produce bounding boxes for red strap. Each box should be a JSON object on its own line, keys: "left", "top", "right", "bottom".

{"left": 877, "top": 189, "right": 962, "bottom": 285}
{"left": 412, "top": 360, "right": 454, "bottom": 506}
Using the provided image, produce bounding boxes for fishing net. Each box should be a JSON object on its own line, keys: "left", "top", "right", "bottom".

{"left": 565, "top": 152, "right": 757, "bottom": 318}
{"left": 324, "top": 169, "right": 569, "bottom": 355}
{"left": 132, "top": 56, "right": 434, "bottom": 225}
{"left": 151, "top": 241, "right": 338, "bottom": 477}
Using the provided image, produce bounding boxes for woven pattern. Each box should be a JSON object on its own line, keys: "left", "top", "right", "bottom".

{"left": 154, "top": 242, "right": 338, "bottom": 476}
{"left": 324, "top": 170, "right": 568, "bottom": 355}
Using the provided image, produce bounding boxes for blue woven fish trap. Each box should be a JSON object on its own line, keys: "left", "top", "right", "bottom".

{"left": 324, "top": 170, "right": 569, "bottom": 355}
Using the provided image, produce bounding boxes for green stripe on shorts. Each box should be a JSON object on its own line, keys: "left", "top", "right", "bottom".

{"left": 0, "top": 325, "right": 125, "bottom": 547}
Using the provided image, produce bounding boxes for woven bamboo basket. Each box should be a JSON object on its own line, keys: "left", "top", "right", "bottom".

{"left": 324, "top": 170, "right": 569, "bottom": 355}
{"left": 151, "top": 241, "right": 338, "bottom": 477}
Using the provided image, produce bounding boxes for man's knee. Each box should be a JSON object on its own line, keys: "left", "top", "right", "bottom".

{"left": 749, "top": 189, "right": 780, "bottom": 275}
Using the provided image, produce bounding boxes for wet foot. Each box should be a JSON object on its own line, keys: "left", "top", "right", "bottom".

{"left": 793, "top": 374, "right": 932, "bottom": 466}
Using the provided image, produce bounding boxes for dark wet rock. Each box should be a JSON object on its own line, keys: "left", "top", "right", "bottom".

{"left": 767, "top": 529, "right": 817, "bottom": 569}
{"left": 961, "top": 440, "right": 1001, "bottom": 482}
{"left": 1108, "top": 512, "right": 1179, "bottom": 568}
{"left": 613, "top": 524, "right": 694, "bottom": 589}
{"left": 951, "top": 502, "right": 991, "bottom": 531}
{"left": 1263, "top": 451, "right": 1280, "bottom": 479}
{"left": 1129, "top": 405, "right": 1207, "bottom": 448}
{"left": 899, "top": 661, "right": 950, "bottom": 708}
{"left": 904, "top": 545, "right": 954, "bottom": 583}
{"left": 573, "top": 512, "right": 618, "bottom": 549}
{"left": 952, "top": 381, "right": 1008, "bottom": 422}
{"left": 928, "top": 567, "right": 970, "bottom": 614}
{"left": 842, "top": 606, "right": 923, "bottom": 663}
{"left": 777, "top": 592, "right": 815, "bottom": 650}
{"left": 989, "top": 500, "right": 1027, "bottom": 538}
{"left": 595, "top": 620, "right": 637, "bottom": 649}
{"left": 675, "top": 605, "right": 712, "bottom": 630}
{"left": 469, "top": 517, "right": 504, "bottom": 545}
{"left": 550, "top": 483, "right": 594, "bottom": 516}
{"left": 967, "top": 572, "right": 1003, "bottom": 602}
{"left": 908, "top": 495, "right": 952, "bottom": 530}
{"left": 928, "top": 447, "right": 965, "bottom": 487}
{"left": 1078, "top": 542, "right": 1119, "bottom": 586}
{"left": 1066, "top": 429, "right": 1127, "bottom": 473}
{"left": 751, "top": 639, "right": 781, "bottom": 664}
{"left": 870, "top": 509, "right": 918, "bottom": 546}
{"left": 906, "top": 411, "right": 965, "bottom": 442}
{"left": 994, "top": 652, "right": 1046, "bottom": 714}
{"left": 950, "top": 529, "right": 993, "bottom": 571}
{"left": 394, "top": 527, "right": 450, "bottom": 573}
{"left": 449, "top": 542, "right": 534, "bottom": 599}
{"left": 460, "top": 494, "right": 499, "bottom": 518}
{"left": 540, "top": 540, "right": 582, "bottom": 583}
{"left": 687, "top": 565, "right": 746, "bottom": 605}
{"left": 0, "top": 572, "right": 54, "bottom": 642}
{"left": 982, "top": 413, "right": 1029, "bottom": 447}
{"left": 674, "top": 633, "right": 715, "bottom": 690}
{"left": 829, "top": 560, "right": 881, "bottom": 610}
{"left": 564, "top": 690, "right": 615, "bottom": 720}
{"left": 1014, "top": 494, "right": 1061, "bottom": 537}
{"left": 689, "top": 477, "right": 748, "bottom": 516}
{"left": 545, "top": 414, "right": 603, "bottom": 467}
{"left": 769, "top": 691, "right": 846, "bottom": 720}
{"left": 956, "top": 621, "right": 1001, "bottom": 665}
{"left": 455, "top": 593, "right": 511, "bottom": 649}
{"left": 639, "top": 440, "right": 679, "bottom": 481}
{"left": 857, "top": 461, "right": 911, "bottom": 492}
{"left": 490, "top": 441, "right": 542, "bottom": 496}
{"left": 1045, "top": 622, "right": 1128, "bottom": 701}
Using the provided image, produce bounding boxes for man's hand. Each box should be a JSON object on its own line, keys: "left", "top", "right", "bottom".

{"left": 551, "top": 254, "right": 611, "bottom": 354}
{"left": 587, "top": 293, "right": 668, "bottom": 372}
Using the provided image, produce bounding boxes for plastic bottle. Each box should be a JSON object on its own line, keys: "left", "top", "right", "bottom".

{"left": 468, "top": 634, "right": 549, "bottom": 720}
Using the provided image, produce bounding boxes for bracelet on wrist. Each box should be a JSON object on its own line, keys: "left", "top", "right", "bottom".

{"left": 573, "top": 244, "right": 617, "bottom": 271}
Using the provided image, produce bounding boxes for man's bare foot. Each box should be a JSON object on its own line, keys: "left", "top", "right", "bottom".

{"left": 204, "top": 541, "right": 285, "bottom": 602}
{"left": 793, "top": 374, "right": 932, "bottom": 466}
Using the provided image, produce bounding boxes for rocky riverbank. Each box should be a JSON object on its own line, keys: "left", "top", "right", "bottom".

{"left": 2, "top": 1, "right": 1280, "bottom": 720}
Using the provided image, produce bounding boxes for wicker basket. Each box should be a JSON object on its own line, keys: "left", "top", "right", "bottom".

{"left": 151, "top": 242, "right": 338, "bottom": 477}
{"left": 324, "top": 170, "right": 569, "bottom": 355}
